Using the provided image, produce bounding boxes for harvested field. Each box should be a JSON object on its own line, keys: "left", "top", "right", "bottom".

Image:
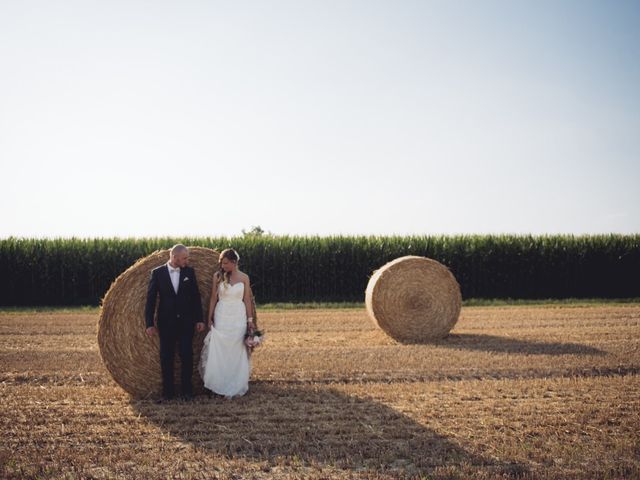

{"left": 1, "top": 305, "right": 639, "bottom": 479}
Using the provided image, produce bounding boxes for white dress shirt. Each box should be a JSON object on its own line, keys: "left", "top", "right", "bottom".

{"left": 167, "top": 261, "right": 180, "bottom": 294}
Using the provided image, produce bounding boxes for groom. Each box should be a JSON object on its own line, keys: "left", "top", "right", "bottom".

{"left": 145, "top": 244, "right": 205, "bottom": 401}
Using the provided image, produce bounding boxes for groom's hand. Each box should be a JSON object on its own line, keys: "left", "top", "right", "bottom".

{"left": 195, "top": 322, "right": 205, "bottom": 333}
{"left": 146, "top": 326, "right": 158, "bottom": 337}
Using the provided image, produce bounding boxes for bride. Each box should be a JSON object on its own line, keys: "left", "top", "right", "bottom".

{"left": 199, "top": 248, "right": 255, "bottom": 398}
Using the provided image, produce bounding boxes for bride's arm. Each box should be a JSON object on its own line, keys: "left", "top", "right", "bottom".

{"left": 242, "top": 275, "right": 256, "bottom": 332}
{"left": 208, "top": 272, "right": 220, "bottom": 327}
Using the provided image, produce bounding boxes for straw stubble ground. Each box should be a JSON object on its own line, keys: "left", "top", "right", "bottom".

{"left": 1, "top": 305, "right": 639, "bottom": 479}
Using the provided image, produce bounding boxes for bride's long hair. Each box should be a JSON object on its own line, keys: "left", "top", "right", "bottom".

{"left": 218, "top": 248, "right": 240, "bottom": 287}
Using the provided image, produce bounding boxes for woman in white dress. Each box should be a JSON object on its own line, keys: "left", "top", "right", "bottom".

{"left": 199, "top": 248, "right": 255, "bottom": 398}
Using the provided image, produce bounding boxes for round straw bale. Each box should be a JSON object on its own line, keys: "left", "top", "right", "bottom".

{"left": 365, "top": 256, "right": 461, "bottom": 342}
{"left": 98, "top": 247, "right": 256, "bottom": 398}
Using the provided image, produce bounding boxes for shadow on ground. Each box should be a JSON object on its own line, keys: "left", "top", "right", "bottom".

{"left": 131, "top": 383, "right": 529, "bottom": 478}
{"left": 431, "top": 333, "right": 605, "bottom": 356}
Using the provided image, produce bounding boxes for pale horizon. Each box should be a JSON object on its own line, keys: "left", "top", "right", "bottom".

{"left": 1, "top": 1, "right": 639, "bottom": 239}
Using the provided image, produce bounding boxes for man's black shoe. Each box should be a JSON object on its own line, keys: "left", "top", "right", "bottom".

{"left": 155, "top": 396, "right": 173, "bottom": 404}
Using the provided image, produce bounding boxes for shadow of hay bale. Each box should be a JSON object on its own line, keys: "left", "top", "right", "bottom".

{"left": 435, "top": 333, "right": 606, "bottom": 356}
{"left": 130, "top": 383, "right": 528, "bottom": 477}
{"left": 366, "top": 256, "right": 462, "bottom": 343}
{"left": 98, "top": 247, "right": 220, "bottom": 398}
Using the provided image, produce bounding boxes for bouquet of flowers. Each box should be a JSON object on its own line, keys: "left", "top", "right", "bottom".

{"left": 244, "top": 329, "right": 264, "bottom": 351}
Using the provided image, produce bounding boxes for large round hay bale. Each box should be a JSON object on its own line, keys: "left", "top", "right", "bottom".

{"left": 98, "top": 247, "right": 221, "bottom": 398}
{"left": 365, "top": 256, "right": 461, "bottom": 342}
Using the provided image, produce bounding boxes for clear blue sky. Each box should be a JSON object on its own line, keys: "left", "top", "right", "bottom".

{"left": 1, "top": 0, "right": 638, "bottom": 238}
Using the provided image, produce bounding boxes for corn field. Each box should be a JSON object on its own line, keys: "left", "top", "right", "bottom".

{"left": 0, "top": 235, "right": 639, "bottom": 306}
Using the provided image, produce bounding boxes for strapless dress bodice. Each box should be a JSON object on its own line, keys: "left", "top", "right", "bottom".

{"left": 218, "top": 282, "right": 244, "bottom": 303}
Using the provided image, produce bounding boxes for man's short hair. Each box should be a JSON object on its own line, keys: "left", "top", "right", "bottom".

{"left": 170, "top": 244, "right": 189, "bottom": 256}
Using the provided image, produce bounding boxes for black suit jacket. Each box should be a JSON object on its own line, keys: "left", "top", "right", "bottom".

{"left": 144, "top": 264, "right": 203, "bottom": 329}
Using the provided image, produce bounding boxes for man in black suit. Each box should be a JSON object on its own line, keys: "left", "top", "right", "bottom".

{"left": 145, "top": 244, "right": 205, "bottom": 401}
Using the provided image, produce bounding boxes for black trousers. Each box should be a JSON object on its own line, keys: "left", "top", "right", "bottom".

{"left": 158, "top": 320, "right": 194, "bottom": 398}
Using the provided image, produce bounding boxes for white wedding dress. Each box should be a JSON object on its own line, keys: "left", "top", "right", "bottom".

{"left": 199, "top": 282, "right": 250, "bottom": 397}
